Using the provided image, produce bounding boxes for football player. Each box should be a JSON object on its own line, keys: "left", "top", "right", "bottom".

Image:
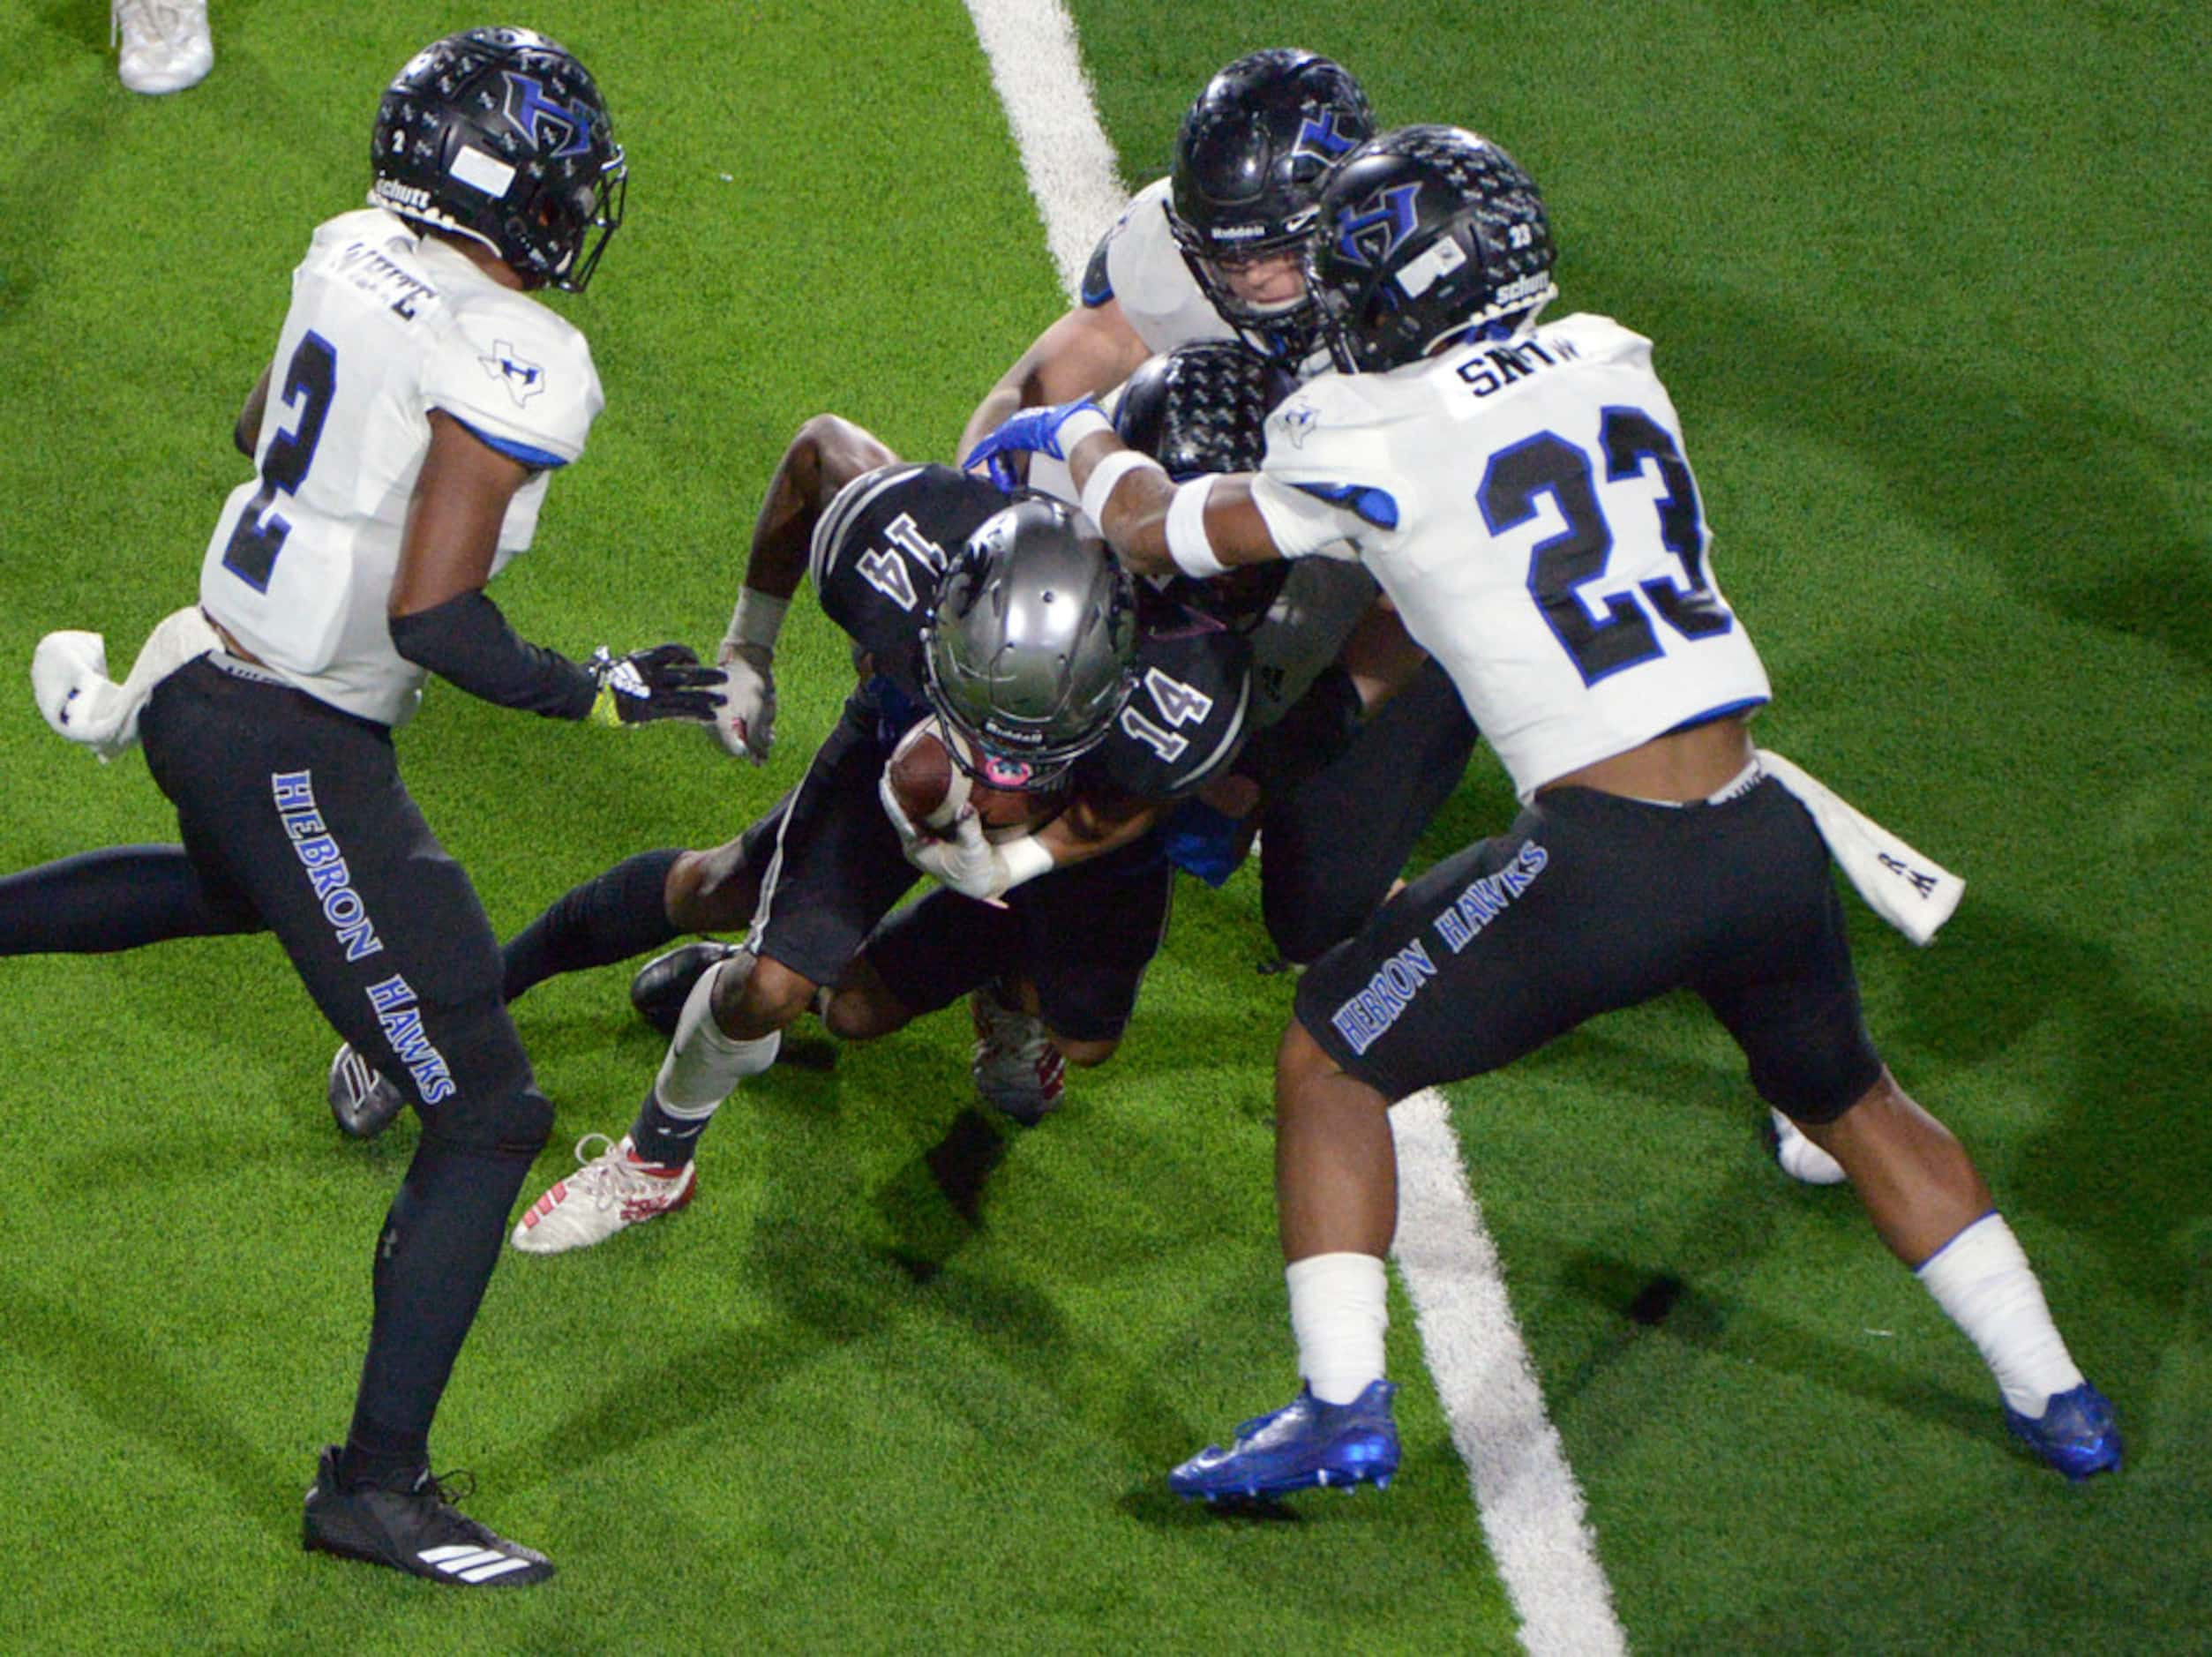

{"left": 0, "top": 30, "right": 724, "bottom": 1582}
{"left": 956, "top": 48, "right": 1374, "bottom": 459}
{"left": 968, "top": 126, "right": 2120, "bottom": 1493}
{"left": 502, "top": 448, "right": 1253, "bottom": 1254}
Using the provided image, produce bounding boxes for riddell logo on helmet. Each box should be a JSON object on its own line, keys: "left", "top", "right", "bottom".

{"left": 1211, "top": 223, "right": 1271, "bottom": 243}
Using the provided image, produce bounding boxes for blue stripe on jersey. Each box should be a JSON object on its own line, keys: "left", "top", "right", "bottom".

{"left": 1080, "top": 233, "right": 1115, "bottom": 307}
{"left": 450, "top": 416, "right": 569, "bottom": 470}
{"left": 1664, "top": 695, "right": 1770, "bottom": 737}
{"left": 1292, "top": 481, "right": 1399, "bottom": 530}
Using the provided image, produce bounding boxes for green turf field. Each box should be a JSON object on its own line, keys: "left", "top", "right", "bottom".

{"left": 3, "top": 2, "right": 2207, "bottom": 1650}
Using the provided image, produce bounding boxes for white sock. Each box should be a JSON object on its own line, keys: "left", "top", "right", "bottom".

{"left": 654, "top": 954, "right": 783, "bottom": 1114}
{"left": 1287, "top": 1252, "right": 1389, "bottom": 1406}
{"left": 1915, "top": 1212, "right": 2084, "bottom": 1418}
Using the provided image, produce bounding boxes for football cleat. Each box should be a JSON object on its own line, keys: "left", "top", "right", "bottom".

{"left": 2005, "top": 1382, "right": 2122, "bottom": 1481}
{"left": 1770, "top": 1109, "right": 1848, "bottom": 1185}
{"left": 328, "top": 1043, "right": 409, "bottom": 1140}
{"left": 1170, "top": 1379, "right": 1400, "bottom": 1502}
{"left": 630, "top": 940, "right": 740, "bottom": 1038}
{"left": 113, "top": 0, "right": 213, "bottom": 95}
{"left": 303, "top": 1445, "right": 551, "bottom": 1586}
{"left": 511, "top": 1133, "right": 695, "bottom": 1255}
{"left": 970, "top": 983, "right": 1065, "bottom": 1127}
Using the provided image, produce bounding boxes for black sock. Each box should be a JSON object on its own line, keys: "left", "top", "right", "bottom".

{"left": 500, "top": 846, "right": 685, "bottom": 1002}
{"left": 629, "top": 1085, "right": 714, "bottom": 1169}
{"left": 0, "top": 845, "right": 259, "bottom": 955}
{"left": 340, "top": 1131, "right": 536, "bottom": 1486}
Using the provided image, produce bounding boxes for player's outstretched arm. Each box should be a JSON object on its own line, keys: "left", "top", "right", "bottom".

{"left": 387, "top": 411, "right": 723, "bottom": 724}
{"left": 714, "top": 414, "right": 900, "bottom": 761}
{"left": 956, "top": 300, "right": 1153, "bottom": 464}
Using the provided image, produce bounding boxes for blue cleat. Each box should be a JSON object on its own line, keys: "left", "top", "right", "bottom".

{"left": 2005, "top": 1382, "right": 2122, "bottom": 1481}
{"left": 1170, "top": 1380, "right": 1400, "bottom": 1502}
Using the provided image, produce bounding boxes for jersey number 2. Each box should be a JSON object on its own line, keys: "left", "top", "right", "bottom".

{"left": 221, "top": 332, "right": 338, "bottom": 593}
{"left": 1478, "top": 407, "right": 1732, "bottom": 686}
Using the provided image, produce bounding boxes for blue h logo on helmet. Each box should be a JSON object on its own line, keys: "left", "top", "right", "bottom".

{"left": 1293, "top": 110, "right": 1358, "bottom": 164}
{"left": 500, "top": 72, "right": 596, "bottom": 159}
{"left": 1333, "top": 184, "right": 1422, "bottom": 267}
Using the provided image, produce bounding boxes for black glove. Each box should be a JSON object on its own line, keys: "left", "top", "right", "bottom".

{"left": 587, "top": 644, "right": 728, "bottom": 726}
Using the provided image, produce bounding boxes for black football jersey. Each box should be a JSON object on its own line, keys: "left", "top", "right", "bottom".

{"left": 1078, "top": 602, "right": 1252, "bottom": 804}
{"left": 808, "top": 462, "right": 1011, "bottom": 706}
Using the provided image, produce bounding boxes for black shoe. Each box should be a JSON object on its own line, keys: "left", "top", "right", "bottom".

{"left": 629, "top": 941, "right": 738, "bottom": 1038}
{"left": 303, "top": 1445, "right": 553, "bottom": 1586}
{"left": 327, "top": 1044, "right": 408, "bottom": 1140}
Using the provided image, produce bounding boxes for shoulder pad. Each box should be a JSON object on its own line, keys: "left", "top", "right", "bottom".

{"left": 426, "top": 288, "right": 602, "bottom": 467}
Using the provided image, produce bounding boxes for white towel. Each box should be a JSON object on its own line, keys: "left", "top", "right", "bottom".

{"left": 31, "top": 606, "right": 219, "bottom": 761}
{"left": 1757, "top": 748, "right": 1964, "bottom": 946}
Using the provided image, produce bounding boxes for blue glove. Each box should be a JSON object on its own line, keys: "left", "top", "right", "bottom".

{"left": 963, "top": 399, "right": 1109, "bottom": 491}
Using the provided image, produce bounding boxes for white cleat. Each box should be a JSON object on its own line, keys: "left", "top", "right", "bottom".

{"left": 113, "top": 0, "right": 213, "bottom": 94}
{"left": 1771, "top": 1109, "right": 1848, "bottom": 1185}
{"left": 511, "top": 1134, "right": 696, "bottom": 1255}
{"left": 969, "top": 983, "right": 1064, "bottom": 1127}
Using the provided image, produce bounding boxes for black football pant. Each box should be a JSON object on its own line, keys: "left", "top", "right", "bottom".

{"left": 131, "top": 657, "right": 551, "bottom": 1478}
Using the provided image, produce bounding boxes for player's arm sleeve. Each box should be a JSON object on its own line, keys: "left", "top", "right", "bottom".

{"left": 422, "top": 299, "right": 604, "bottom": 469}
{"left": 1248, "top": 473, "right": 1373, "bottom": 560}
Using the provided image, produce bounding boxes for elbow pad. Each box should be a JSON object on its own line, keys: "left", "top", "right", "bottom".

{"left": 389, "top": 589, "right": 597, "bottom": 719}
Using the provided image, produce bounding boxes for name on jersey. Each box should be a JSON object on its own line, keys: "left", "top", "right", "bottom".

{"left": 337, "top": 238, "right": 439, "bottom": 320}
{"left": 1456, "top": 332, "right": 1580, "bottom": 399}
{"left": 271, "top": 769, "right": 383, "bottom": 963}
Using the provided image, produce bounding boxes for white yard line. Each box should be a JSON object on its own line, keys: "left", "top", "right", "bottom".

{"left": 959, "top": 7, "right": 1627, "bottom": 1649}
{"left": 1391, "top": 1091, "right": 1625, "bottom": 1655}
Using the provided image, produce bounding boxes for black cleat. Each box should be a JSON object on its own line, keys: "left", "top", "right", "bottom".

{"left": 629, "top": 940, "right": 739, "bottom": 1038}
{"left": 328, "top": 1043, "right": 408, "bottom": 1140}
{"left": 303, "top": 1445, "right": 552, "bottom": 1586}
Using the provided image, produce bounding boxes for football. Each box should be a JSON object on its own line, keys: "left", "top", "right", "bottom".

{"left": 887, "top": 716, "right": 972, "bottom": 830}
{"left": 886, "top": 717, "right": 1064, "bottom": 839}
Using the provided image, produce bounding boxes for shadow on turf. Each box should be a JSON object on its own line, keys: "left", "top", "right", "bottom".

{"left": 0, "top": 1278, "right": 296, "bottom": 1542}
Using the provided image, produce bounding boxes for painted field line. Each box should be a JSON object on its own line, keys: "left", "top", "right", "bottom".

{"left": 959, "top": 7, "right": 1623, "bottom": 1650}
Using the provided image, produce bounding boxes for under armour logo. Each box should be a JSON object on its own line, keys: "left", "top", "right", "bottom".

{"left": 478, "top": 341, "right": 547, "bottom": 407}
{"left": 1333, "top": 184, "right": 1422, "bottom": 267}
{"left": 1292, "top": 110, "right": 1358, "bottom": 164}
{"left": 501, "top": 72, "right": 596, "bottom": 159}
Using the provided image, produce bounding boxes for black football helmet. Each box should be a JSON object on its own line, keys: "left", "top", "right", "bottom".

{"left": 1113, "top": 341, "right": 1296, "bottom": 631}
{"left": 1308, "top": 125, "right": 1556, "bottom": 374}
{"left": 922, "top": 499, "right": 1138, "bottom": 791}
{"left": 370, "top": 27, "right": 626, "bottom": 292}
{"left": 1166, "top": 49, "right": 1376, "bottom": 361}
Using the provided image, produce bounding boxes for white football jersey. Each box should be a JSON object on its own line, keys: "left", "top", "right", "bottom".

{"left": 199, "top": 208, "right": 604, "bottom": 727}
{"left": 1251, "top": 313, "right": 1771, "bottom": 799}
{"left": 1087, "top": 179, "right": 1238, "bottom": 355}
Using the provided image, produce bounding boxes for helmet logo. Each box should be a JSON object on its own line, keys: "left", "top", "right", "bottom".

{"left": 500, "top": 71, "right": 596, "bottom": 159}
{"left": 1332, "top": 184, "right": 1422, "bottom": 267}
{"left": 1292, "top": 110, "right": 1358, "bottom": 164}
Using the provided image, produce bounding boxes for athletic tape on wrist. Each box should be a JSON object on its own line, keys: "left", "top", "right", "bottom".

{"left": 724, "top": 588, "right": 789, "bottom": 656}
{"left": 1079, "top": 450, "right": 1162, "bottom": 530}
{"left": 1054, "top": 405, "right": 1113, "bottom": 455}
{"left": 1166, "top": 476, "right": 1228, "bottom": 579}
{"left": 994, "top": 833, "right": 1055, "bottom": 896}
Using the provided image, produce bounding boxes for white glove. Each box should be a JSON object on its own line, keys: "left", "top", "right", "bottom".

{"left": 714, "top": 641, "right": 776, "bottom": 762}
{"left": 878, "top": 768, "right": 1055, "bottom": 903}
